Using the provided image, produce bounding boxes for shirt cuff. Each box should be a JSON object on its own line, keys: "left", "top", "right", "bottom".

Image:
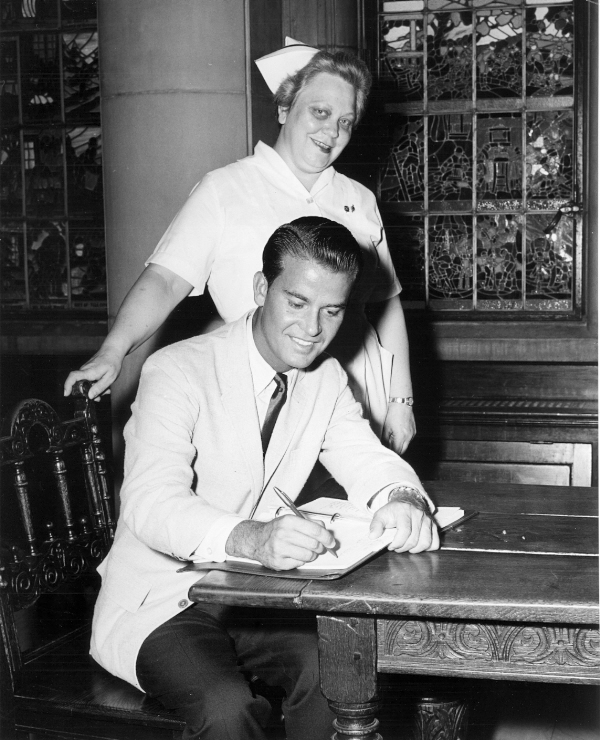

{"left": 189, "top": 514, "right": 245, "bottom": 563}
{"left": 367, "top": 484, "right": 402, "bottom": 511}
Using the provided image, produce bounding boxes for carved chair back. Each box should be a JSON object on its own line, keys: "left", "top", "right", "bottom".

{"left": 0, "top": 380, "right": 114, "bottom": 675}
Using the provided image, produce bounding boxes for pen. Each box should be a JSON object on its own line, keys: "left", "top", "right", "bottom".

{"left": 273, "top": 487, "right": 338, "bottom": 558}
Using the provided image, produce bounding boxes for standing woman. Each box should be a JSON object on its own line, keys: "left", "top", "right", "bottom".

{"left": 65, "top": 40, "right": 416, "bottom": 454}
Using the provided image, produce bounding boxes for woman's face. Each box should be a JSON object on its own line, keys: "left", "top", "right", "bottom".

{"left": 274, "top": 72, "right": 357, "bottom": 188}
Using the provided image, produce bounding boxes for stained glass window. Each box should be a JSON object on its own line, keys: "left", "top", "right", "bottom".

{"left": 376, "top": 0, "right": 581, "bottom": 313}
{"left": 0, "top": 0, "right": 106, "bottom": 312}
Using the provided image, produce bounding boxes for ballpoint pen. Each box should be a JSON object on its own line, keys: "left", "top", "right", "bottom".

{"left": 273, "top": 487, "right": 338, "bottom": 558}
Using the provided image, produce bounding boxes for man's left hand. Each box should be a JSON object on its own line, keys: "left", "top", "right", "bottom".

{"left": 369, "top": 501, "right": 440, "bottom": 553}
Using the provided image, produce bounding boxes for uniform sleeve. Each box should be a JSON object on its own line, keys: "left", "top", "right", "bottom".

{"left": 145, "top": 173, "right": 224, "bottom": 297}
{"left": 367, "top": 199, "right": 402, "bottom": 303}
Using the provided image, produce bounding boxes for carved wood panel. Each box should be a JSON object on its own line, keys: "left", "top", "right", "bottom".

{"left": 378, "top": 619, "right": 600, "bottom": 684}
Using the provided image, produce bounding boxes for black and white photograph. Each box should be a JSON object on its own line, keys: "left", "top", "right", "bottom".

{"left": 1, "top": 1, "right": 598, "bottom": 738}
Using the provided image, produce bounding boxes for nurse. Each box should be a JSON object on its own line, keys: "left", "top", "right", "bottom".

{"left": 64, "top": 39, "right": 416, "bottom": 454}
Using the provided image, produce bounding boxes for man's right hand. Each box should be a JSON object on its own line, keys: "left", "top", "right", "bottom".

{"left": 226, "top": 516, "right": 336, "bottom": 571}
{"left": 63, "top": 346, "right": 125, "bottom": 400}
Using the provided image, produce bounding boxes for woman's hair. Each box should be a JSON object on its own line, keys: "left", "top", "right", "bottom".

{"left": 274, "top": 51, "right": 372, "bottom": 123}
{"left": 262, "top": 216, "right": 363, "bottom": 286}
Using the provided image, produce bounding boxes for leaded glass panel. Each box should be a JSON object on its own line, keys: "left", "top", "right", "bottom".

{"left": 429, "top": 214, "right": 473, "bottom": 308}
{"left": 476, "top": 9, "right": 523, "bottom": 98}
{"left": 376, "top": 0, "right": 580, "bottom": 314}
{"left": 62, "top": 0, "right": 98, "bottom": 24}
{"left": 476, "top": 113, "right": 522, "bottom": 202}
{"left": 23, "top": 129, "right": 65, "bottom": 215}
{"left": 1, "top": 222, "right": 26, "bottom": 305}
{"left": 63, "top": 31, "right": 100, "bottom": 122}
{"left": 1, "top": 37, "right": 20, "bottom": 127}
{"left": 476, "top": 213, "right": 523, "bottom": 308}
{"left": 525, "top": 5, "right": 573, "bottom": 97}
{"left": 0, "top": 0, "right": 105, "bottom": 311}
{"left": 27, "top": 219, "right": 67, "bottom": 305}
{"left": 385, "top": 214, "right": 427, "bottom": 301}
{"left": 68, "top": 224, "right": 106, "bottom": 308}
{"left": 526, "top": 110, "right": 573, "bottom": 200}
{"left": 427, "top": 12, "right": 473, "bottom": 100}
{"left": 380, "top": 116, "right": 425, "bottom": 203}
{"left": 21, "top": 33, "right": 62, "bottom": 123}
{"left": 0, "top": 132, "right": 23, "bottom": 217}
{"left": 429, "top": 114, "right": 473, "bottom": 206}
{"left": 525, "top": 212, "right": 572, "bottom": 309}
{"left": 379, "top": 16, "right": 425, "bottom": 97}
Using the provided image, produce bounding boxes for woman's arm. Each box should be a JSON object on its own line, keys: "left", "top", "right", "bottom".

{"left": 368, "top": 294, "right": 416, "bottom": 455}
{"left": 64, "top": 264, "right": 193, "bottom": 399}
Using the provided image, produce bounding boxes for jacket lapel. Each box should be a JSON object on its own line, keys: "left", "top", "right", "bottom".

{"left": 219, "top": 316, "right": 264, "bottom": 504}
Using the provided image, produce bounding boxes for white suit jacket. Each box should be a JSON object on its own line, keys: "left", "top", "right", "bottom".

{"left": 90, "top": 312, "right": 428, "bottom": 689}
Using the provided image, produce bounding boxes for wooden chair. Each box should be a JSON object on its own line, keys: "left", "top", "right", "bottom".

{"left": 0, "top": 382, "right": 186, "bottom": 739}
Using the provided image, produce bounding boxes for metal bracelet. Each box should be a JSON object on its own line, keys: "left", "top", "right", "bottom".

{"left": 388, "top": 396, "right": 414, "bottom": 406}
{"left": 388, "top": 486, "right": 429, "bottom": 512}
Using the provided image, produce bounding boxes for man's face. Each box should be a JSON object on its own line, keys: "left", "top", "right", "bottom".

{"left": 252, "top": 255, "right": 354, "bottom": 372}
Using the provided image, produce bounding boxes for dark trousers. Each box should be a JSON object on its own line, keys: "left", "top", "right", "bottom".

{"left": 136, "top": 604, "right": 335, "bottom": 740}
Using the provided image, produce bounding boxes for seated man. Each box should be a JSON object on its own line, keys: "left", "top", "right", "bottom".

{"left": 90, "top": 216, "right": 440, "bottom": 740}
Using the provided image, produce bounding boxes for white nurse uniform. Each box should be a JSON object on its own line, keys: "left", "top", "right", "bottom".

{"left": 147, "top": 141, "right": 401, "bottom": 438}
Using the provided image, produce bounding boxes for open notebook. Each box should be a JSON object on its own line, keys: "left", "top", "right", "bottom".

{"left": 180, "top": 497, "right": 477, "bottom": 580}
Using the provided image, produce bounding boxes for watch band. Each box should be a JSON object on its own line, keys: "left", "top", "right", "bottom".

{"left": 388, "top": 486, "right": 429, "bottom": 512}
{"left": 389, "top": 396, "right": 414, "bottom": 407}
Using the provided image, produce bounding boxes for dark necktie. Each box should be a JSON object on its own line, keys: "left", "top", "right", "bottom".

{"left": 261, "top": 373, "right": 288, "bottom": 454}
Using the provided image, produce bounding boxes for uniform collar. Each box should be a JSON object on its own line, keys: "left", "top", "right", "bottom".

{"left": 253, "top": 141, "right": 336, "bottom": 197}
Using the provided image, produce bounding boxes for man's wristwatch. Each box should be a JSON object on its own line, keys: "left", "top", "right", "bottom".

{"left": 389, "top": 396, "right": 414, "bottom": 407}
{"left": 388, "top": 486, "right": 429, "bottom": 512}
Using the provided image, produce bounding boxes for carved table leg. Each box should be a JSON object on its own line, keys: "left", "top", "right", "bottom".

{"left": 317, "top": 615, "right": 382, "bottom": 740}
{"left": 412, "top": 696, "right": 469, "bottom": 740}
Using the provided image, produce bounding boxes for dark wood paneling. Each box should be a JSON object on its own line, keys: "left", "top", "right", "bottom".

{"left": 250, "top": 0, "right": 283, "bottom": 148}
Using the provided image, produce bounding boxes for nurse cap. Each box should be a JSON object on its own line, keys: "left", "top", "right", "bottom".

{"left": 255, "top": 37, "right": 320, "bottom": 94}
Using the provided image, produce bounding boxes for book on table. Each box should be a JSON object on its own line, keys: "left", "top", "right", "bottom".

{"left": 180, "top": 497, "right": 477, "bottom": 580}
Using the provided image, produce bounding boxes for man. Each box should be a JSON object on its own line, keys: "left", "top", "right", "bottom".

{"left": 91, "top": 216, "right": 439, "bottom": 740}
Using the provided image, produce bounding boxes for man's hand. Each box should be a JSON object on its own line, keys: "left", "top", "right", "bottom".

{"left": 226, "top": 515, "right": 336, "bottom": 571}
{"left": 369, "top": 498, "right": 440, "bottom": 554}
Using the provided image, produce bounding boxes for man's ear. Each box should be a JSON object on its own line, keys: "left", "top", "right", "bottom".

{"left": 277, "top": 106, "right": 289, "bottom": 125}
{"left": 253, "top": 271, "right": 268, "bottom": 306}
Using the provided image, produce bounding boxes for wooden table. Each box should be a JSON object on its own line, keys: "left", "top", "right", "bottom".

{"left": 189, "top": 482, "right": 600, "bottom": 739}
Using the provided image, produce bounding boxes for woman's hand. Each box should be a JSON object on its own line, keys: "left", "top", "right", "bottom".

{"left": 382, "top": 401, "right": 416, "bottom": 455}
{"left": 63, "top": 346, "right": 125, "bottom": 400}
{"left": 63, "top": 264, "right": 194, "bottom": 401}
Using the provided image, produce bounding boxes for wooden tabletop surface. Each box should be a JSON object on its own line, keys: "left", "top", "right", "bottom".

{"left": 189, "top": 483, "right": 599, "bottom": 626}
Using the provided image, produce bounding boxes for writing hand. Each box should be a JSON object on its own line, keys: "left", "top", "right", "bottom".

{"left": 226, "top": 515, "right": 336, "bottom": 571}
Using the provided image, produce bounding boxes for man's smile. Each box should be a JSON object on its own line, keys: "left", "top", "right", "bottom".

{"left": 289, "top": 336, "right": 316, "bottom": 348}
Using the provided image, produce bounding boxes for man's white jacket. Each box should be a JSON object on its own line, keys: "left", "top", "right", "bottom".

{"left": 90, "top": 311, "right": 429, "bottom": 689}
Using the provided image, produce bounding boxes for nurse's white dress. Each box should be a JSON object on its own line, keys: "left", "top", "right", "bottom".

{"left": 147, "top": 142, "right": 401, "bottom": 438}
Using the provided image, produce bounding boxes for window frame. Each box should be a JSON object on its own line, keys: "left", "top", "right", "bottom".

{"left": 360, "top": 0, "right": 597, "bottom": 362}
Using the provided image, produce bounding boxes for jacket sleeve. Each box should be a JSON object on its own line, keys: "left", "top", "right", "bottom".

{"left": 118, "top": 354, "right": 244, "bottom": 560}
{"left": 317, "top": 363, "right": 432, "bottom": 511}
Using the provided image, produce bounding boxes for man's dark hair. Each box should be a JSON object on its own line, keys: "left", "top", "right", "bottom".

{"left": 262, "top": 216, "right": 363, "bottom": 287}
